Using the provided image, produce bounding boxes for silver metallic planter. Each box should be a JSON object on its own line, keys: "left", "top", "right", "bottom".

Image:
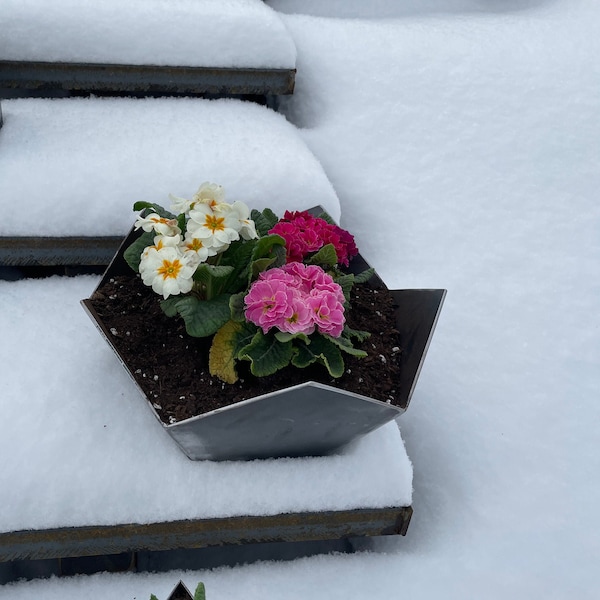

{"left": 82, "top": 208, "right": 445, "bottom": 461}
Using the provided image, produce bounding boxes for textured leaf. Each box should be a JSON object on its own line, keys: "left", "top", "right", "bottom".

{"left": 192, "top": 263, "right": 234, "bottom": 285}
{"left": 194, "top": 582, "right": 207, "bottom": 600}
{"left": 292, "top": 335, "right": 345, "bottom": 377}
{"left": 229, "top": 291, "right": 247, "bottom": 322}
{"left": 353, "top": 267, "right": 376, "bottom": 284}
{"left": 275, "top": 331, "right": 311, "bottom": 344}
{"left": 307, "top": 243, "right": 338, "bottom": 268}
{"left": 160, "top": 296, "right": 180, "bottom": 318}
{"left": 334, "top": 273, "right": 356, "bottom": 301}
{"left": 123, "top": 231, "right": 154, "bottom": 272}
{"left": 174, "top": 294, "right": 231, "bottom": 338}
{"left": 317, "top": 210, "right": 336, "bottom": 225}
{"left": 132, "top": 201, "right": 175, "bottom": 219}
{"left": 325, "top": 333, "right": 368, "bottom": 357}
{"left": 251, "top": 207, "right": 280, "bottom": 236}
{"left": 343, "top": 325, "right": 371, "bottom": 343}
{"left": 239, "top": 332, "right": 293, "bottom": 377}
{"left": 210, "top": 321, "right": 257, "bottom": 384}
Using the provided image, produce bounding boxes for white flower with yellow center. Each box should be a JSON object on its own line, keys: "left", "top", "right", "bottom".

{"left": 187, "top": 202, "right": 241, "bottom": 252}
{"left": 134, "top": 213, "right": 180, "bottom": 237}
{"left": 169, "top": 182, "right": 226, "bottom": 217}
{"left": 181, "top": 231, "right": 218, "bottom": 263}
{"left": 141, "top": 233, "right": 182, "bottom": 259}
{"left": 139, "top": 245, "right": 196, "bottom": 299}
{"left": 229, "top": 201, "right": 258, "bottom": 240}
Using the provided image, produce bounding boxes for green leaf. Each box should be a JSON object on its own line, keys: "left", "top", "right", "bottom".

{"left": 251, "top": 257, "right": 276, "bottom": 278}
{"left": 307, "top": 243, "right": 338, "bottom": 268}
{"left": 334, "top": 273, "right": 356, "bottom": 301}
{"left": 239, "top": 331, "right": 293, "bottom": 377}
{"left": 251, "top": 208, "right": 280, "bottom": 236}
{"left": 174, "top": 294, "right": 231, "bottom": 338}
{"left": 123, "top": 231, "right": 154, "bottom": 272}
{"left": 132, "top": 201, "right": 175, "bottom": 219}
{"left": 343, "top": 325, "right": 371, "bottom": 343}
{"left": 192, "top": 263, "right": 234, "bottom": 286}
{"left": 291, "top": 335, "right": 345, "bottom": 378}
{"left": 275, "top": 331, "right": 311, "bottom": 344}
{"left": 229, "top": 291, "right": 247, "bottom": 322}
{"left": 317, "top": 211, "right": 336, "bottom": 225}
{"left": 150, "top": 594, "right": 159, "bottom": 600}
{"left": 160, "top": 296, "right": 180, "bottom": 318}
{"left": 325, "top": 334, "right": 368, "bottom": 357}
{"left": 219, "top": 239, "right": 257, "bottom": 293}
{"left": 210, "top": 320, "right": 256, "bottom": 384}
{"left": 194, "top": 582, "right": 207, "bottom": 600}
{"left": 353, "top": 267, "right": 376, "bottom": 284}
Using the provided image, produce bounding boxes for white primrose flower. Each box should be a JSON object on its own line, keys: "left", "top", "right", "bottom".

{"left": 134, "top": 213, "right": 180, "bottom": 237}
{"left": 181, "top": 231, "right": 218, "bottom": 263}
{"left": 192, "top": 182, "right": 226, "bottom": 210}
{"left": 187, "top": 202, "right": 241, "bottom": 252}
{"left": 229, "top": 201, "right": 258, "bottom": 240}
{"left": 169, "top": 182, "right": 226, "bottom": 217}
{"left": 169, "top": 193, "right": 194, "bottom": 217}
{"left": 142, "top": 233, "right": 182, "bottom": 258}
{"left": 139, "top": 245, "right": 197, "bottom": 299}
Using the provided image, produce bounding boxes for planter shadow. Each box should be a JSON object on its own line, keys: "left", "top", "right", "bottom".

{"left": 82, "top": 208, "right": 445, "bottom": 461}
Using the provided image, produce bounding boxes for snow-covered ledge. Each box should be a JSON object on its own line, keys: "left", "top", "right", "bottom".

{"left": 0, "top": 276, "right": 413, "bottom": 533}
{"left": 0, "top": 97, "right": 339, "bottom": 238}
{"left": 0, "top": 0, "right": 296, "bottom": 70}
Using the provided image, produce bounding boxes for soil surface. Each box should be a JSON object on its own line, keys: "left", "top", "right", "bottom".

{"left": 90, "top": 274, "right": 403, "bottom": 425}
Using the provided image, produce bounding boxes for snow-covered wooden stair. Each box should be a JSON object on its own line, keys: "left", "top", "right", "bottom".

{"left": 0, "top": 0, "right": 296, "bottom": 99}
{"left": 0, "top": 277, "right": 413, "bottom": 584}
{"left": 0, "top": 97, "right": 338, "bottom": 273}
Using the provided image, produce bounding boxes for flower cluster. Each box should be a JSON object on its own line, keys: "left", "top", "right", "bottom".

{"left": 245, "top": 263, "right": 345, "bottom": 337}
{"left": 133, "top": 183, "right": 258, "bottom": 299}
{"left": 269, "top": 210, "right": 358, "bottom": 267}
{"left": 126, "top": 183, "right": 371, "bottom": 383}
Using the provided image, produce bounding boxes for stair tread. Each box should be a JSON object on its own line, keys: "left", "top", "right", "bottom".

{"left": 0, "top": 97, "right": 340, "bottom": 243}
{"left": 0, "top": 276, "right": 412, "bottom": 537}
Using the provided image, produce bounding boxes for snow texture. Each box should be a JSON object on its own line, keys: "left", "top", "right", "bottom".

{"left": 2, "top": 0, "right": 600, "bottom": 597}
{"left": 0, "top": 97, "right": 340, "bottom": 236}
{"left": 0, "top": 276, "right": 412, "bottom": 533}
{"left": 0, "top": 0, "right": 296, "bottom": 68}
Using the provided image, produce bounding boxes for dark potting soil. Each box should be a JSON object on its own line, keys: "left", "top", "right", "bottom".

{"left": 90, "top": 274, "right": 403, "bottom": 425}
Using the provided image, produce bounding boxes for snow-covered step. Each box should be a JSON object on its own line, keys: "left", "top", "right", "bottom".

{"left": 0, "top": 0, "right": 296, "bottom": 98}
{"left": 0, "top": 276, "right": 413, "bottom": 583}
{"left": 0, "top": 97, "right": 339, "bottom": 268}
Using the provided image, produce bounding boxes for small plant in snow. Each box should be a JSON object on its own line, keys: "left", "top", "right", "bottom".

{"left": 125, "top": 182, "right": 373, "bottom": 384}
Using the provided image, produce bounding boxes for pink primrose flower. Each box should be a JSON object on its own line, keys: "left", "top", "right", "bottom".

{"left": 308, "top": 288, "right": 346, "bottom": 337}
{"left": 245, "top": 264, "right": 345, "bottom": 337}
{"left": 269, "top": 211, "right": 358, "bottom": 266}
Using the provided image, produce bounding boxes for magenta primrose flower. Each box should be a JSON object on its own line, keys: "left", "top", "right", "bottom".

{"left": 269, "top": 211, "right": 359, "bottom": 267}
{"left": 244, "top": 263, "right": 346, "bottom": 337}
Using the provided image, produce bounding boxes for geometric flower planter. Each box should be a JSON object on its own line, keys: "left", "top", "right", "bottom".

{"left": 82, "top": 209, "right": 445, "bottom": 462}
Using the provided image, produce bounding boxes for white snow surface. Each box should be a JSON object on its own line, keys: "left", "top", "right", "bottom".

{"left": 0, "top": 97, "right": 340, "bottom": 236}
{"left": 2, "top": 0, "right": 600, "bottom": 597}
{"left": 0, "top": 0, "right": 296, "bottom": 68}
{"left": 0, "top": 276, "right": 412, "bottom": 533}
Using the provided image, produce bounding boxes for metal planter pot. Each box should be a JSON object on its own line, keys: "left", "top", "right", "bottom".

{"left": 82, "top": 210, "right": 445, "bottom": 461}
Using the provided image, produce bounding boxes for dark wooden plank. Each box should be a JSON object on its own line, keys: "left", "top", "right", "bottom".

{"left": 0, "top": 507, "right": 412, "bottom": 562}
{"left": 0, "top": 236, "right": 122, "bottom": 266}
{"left": 0, "top": 61, "right": 295, "bottom": 98}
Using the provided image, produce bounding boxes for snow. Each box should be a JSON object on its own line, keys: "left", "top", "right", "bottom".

{"left": 0, "top": 0, "right": 296, "bottom": 69}
{"left": 0, "top": 98, "right": 340, "bottom": 236}
{"left": 2, "top": 0, "right": 600, "bottom": 597}
{"left": 0, "top": 276, "right": 412, "bottom": 532}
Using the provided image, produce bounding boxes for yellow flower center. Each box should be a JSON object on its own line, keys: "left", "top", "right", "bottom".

{"left": 204, "top": 214, "right": 225, "bottom": 233}
{"left": 186, "top": 238, "right": 204, "bottom": 252}
{"left": 158, "top": 259, "right": 183, "bottom": 280}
